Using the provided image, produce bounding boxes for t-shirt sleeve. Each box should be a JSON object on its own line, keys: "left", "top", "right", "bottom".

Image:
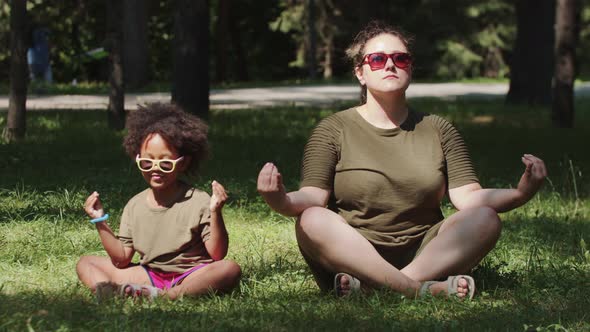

{"left": 117, "top": 204, "right": 134, "bottom": 247}
{"left": 434, "top": 116, "right": 479, "bottom": 189}
{"left": 300, "top": 115, "right": 342, "bottom": 190}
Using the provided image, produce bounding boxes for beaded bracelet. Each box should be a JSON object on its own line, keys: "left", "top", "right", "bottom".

{"left": 90, "top": 214, "right": 109, "bottom": 224}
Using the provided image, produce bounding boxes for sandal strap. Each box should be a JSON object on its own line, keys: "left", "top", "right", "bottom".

{"left": 418, "top": 281, "right": 438, "bottom": 298}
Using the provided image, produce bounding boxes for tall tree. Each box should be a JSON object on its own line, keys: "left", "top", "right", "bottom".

{"left": 105, "top": 0, "right": 125, "bottom": 130}
{"left": 552, "top": 0, "right": 579, "bottom": 128}
{"left": 305, "top": 0, "right": 318, "bottom": 80}
{"left": 317, "top": 0, "right": 338, "bottom": 79}
{"left": 214, "top": 0, "right": 248, "bottom": 83}
{"left": 123, "top": 0, "right": 149, "bottom": 89}
{"left": 215, "top": 0, "right": 229, "bottom": 83}
{"left": 506, "top": 0, "right": 555, "bottom": 105}
{"left": 3, "top": 0, "right": 28, "bottom": 143}
{"left": 172, "top": 0, "right": 209, "bottom": 118}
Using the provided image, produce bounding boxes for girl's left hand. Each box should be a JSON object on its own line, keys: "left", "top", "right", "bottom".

{"left": 210, "top": 180, "right": 228, "bottom": 213}
{"left": 517, "top": 154, "right": 547, "bottom": 199}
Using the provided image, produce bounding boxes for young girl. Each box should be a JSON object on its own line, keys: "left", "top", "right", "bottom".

{"left": 77, "top": 103, "right": 241, "bottom": 300}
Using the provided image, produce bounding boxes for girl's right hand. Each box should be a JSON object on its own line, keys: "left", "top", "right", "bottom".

{"left": 84, "top": 191, "right": 105, "bottom": 219}
{"left": 257, "top": 162, "right": 287, "bottom": 210}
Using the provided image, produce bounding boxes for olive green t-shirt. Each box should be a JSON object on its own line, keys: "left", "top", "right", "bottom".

{"left": 300, "top": 108, "right": 478, "bottom": 248}
{"left": 118, "top": 185, "right": 213, "bottom": 273}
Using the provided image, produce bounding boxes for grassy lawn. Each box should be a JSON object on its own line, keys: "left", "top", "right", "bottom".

{"left": 1, "top": 98, "right": 589, "bottom": 331}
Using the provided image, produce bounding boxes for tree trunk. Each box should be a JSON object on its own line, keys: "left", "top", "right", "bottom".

{"left": 123, "top": 0, "right": 149, "bottom": 89}
{"left": 317, "top": 0, "right": 335, "bottom": 80}
{"left": 105, "top": 0, "right": 125, "bottom": 130}
{"left": 506, "top": 0, "right": 555, "bottom": 105}
{"left": 3, "top": 0, "right": 28, "bottom": 143}
{"left": 215, "top": 0, "right": 229, "bottom": 83}
{"left": 172, "top": 0, "right": 209, "bottom": 119}
{"left": 552, "top": 0, "right": 579, "bottom": 128}
{"left": 228, "top": 3, "right": 248, "bottom": 81}
{"left": 305, "top": 0, "right": 317, "bottom": 80}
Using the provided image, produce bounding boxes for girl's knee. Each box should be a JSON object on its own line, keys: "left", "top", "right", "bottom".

{"left": 222, "top": 260, "right": 242, "bottom": 281}
{"left": 76, "top": 255, "right": 95, "bottom": 272}
{"left": 210, "top": 260, "right": 242, "bottom": 291}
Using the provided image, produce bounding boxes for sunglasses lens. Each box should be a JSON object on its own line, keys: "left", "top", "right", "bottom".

{"left": 159, "top": 161, "right": 174, "bottom": 172}
{"left": 393, "top": 53, "right": 412, "bottom": 68}
{"left": 368, "top": 53, "right": 387, "bottom": 69}
{"left": 139, "top": 159, "right": 153, "bottom": 171}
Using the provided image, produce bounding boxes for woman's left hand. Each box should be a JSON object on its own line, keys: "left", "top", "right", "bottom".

{"left": 517, "top": 154, "right": 547, "bottom": 200}
{"left": 210, "top": 180, "right": 228, "bottom": 213}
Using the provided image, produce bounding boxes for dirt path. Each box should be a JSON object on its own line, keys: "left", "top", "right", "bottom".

{"left": 1, "top": 82, "right": 588, "bottom": 111}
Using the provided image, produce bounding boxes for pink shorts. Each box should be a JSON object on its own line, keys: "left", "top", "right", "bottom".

{"left": 142, "top": 263, "right": 209, "bottom": 290}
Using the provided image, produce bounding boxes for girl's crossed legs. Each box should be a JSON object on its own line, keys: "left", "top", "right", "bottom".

{"left": 76, "top": 257, "right": 241, "bottom": 300}
{"left": 296, "top": 206, "right": 501, "bottom": 298}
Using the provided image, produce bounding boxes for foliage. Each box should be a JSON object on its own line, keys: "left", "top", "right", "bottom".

{"left": 6, "top": 1, "right": 588, "bottom": 84}
{"left": 1, "top": 98, "right": 590, "bottom": 330}
{"left": 435, "top": 41, "right": 483, "bottom": 79}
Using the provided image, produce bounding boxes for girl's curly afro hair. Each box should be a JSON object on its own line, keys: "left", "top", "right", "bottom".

{"left": 123, "top": 102, "right": 209, "bottom": 175}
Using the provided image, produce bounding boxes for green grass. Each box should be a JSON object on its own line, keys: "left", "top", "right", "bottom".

{"left": 1, "top": 98, "right": 589, "bottom": 331}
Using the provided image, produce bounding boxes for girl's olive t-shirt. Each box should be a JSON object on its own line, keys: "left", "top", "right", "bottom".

{"left": 118, "top": 186, "right": 213, "bottom": 273}
{"left": 300, "top": 108, "right": 479, "bottom": 248}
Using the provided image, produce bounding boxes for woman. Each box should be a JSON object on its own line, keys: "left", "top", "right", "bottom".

{"left": 257, "top": 21, "right": 546, "bottom": 299}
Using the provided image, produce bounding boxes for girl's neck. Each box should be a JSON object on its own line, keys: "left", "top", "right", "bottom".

{"left": 148, "top": 181, "right": 185, "bottom": 208}
{"left": 360, "top": 91, "right": 408, "bottom": 129}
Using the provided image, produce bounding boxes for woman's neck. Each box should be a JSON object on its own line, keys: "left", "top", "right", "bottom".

{"left": 148, "top": 181, "right": 184, "bottom": 208}
{"left": 361, "top": 91, "right": 408, "bottom": 129}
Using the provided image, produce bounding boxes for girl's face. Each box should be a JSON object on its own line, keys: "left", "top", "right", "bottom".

{"left": 354, "top": 33, "right": 412, "bottom": 97}
{"left": 137, "top": 133, "right": 188, "bottom": 191}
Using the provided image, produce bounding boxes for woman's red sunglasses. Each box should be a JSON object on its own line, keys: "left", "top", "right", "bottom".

{"left": 361, "top": 52, "right": 413, "bottom": 71}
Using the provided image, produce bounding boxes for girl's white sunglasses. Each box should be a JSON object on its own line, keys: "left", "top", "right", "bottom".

{"left": 135, "top": 155, "right": 184, "bottom": 173}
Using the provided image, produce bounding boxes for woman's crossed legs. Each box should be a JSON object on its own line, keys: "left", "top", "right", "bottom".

{"left": 296, "top": 206, "right": 501, "bottom": 298}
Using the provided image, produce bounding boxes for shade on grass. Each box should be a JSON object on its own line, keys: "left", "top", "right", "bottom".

{"left": 1, "top": 98, "right": 589, "bottom": 331}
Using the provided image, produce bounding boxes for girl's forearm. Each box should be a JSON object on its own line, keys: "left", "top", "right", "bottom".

{"left": 95, "top": 223, "right": 132, "bottom": 266}
{"left": 206, "top": 212, "right": 229, "bottom": 260}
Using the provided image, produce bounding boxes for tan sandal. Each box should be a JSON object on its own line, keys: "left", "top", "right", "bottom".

{"left": 334, "top": 272, "right": 361, "bottom": 297}
{"left": 419, "top": 275, "right": 475, "bottom": 300}
{"left": 95, "top": 281, "right": 160, "bottom": 302}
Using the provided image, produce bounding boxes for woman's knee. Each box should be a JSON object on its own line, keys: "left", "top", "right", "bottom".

{"left": 296, "top": 206, "right": 335, "bottom": 236}
{"left": 472, "top": 206, "right": 502, "bottom": 241}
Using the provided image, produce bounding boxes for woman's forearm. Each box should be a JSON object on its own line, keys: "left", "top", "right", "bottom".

{"left": 274, "top": 188, "right": 328, "bottom": 217}
{"left": 459, "top": 188, "right": 529, "bottom": 213}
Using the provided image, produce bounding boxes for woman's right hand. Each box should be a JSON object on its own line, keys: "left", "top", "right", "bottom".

{"left": 84, "top": 191, "right": 105, "bottom": 219}
{"left": 257, "top": 162, "right": 288, "bottom": 211}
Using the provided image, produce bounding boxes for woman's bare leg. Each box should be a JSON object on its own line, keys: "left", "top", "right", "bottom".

{"left": 296, "top": 206, "right": 500, "bottom": 297}
{"left": 296, "top": 207, "right": 420, "bottom": 297}
{"left": 399, "top": 206, "right": 501, "bottom": 295}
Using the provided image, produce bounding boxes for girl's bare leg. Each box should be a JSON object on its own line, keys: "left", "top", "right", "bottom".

{"left": 164, "top": 260, "right": 241, "bottom": 300}
{"left": 76, "top": 256, "right": 151, "bottom": 291}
